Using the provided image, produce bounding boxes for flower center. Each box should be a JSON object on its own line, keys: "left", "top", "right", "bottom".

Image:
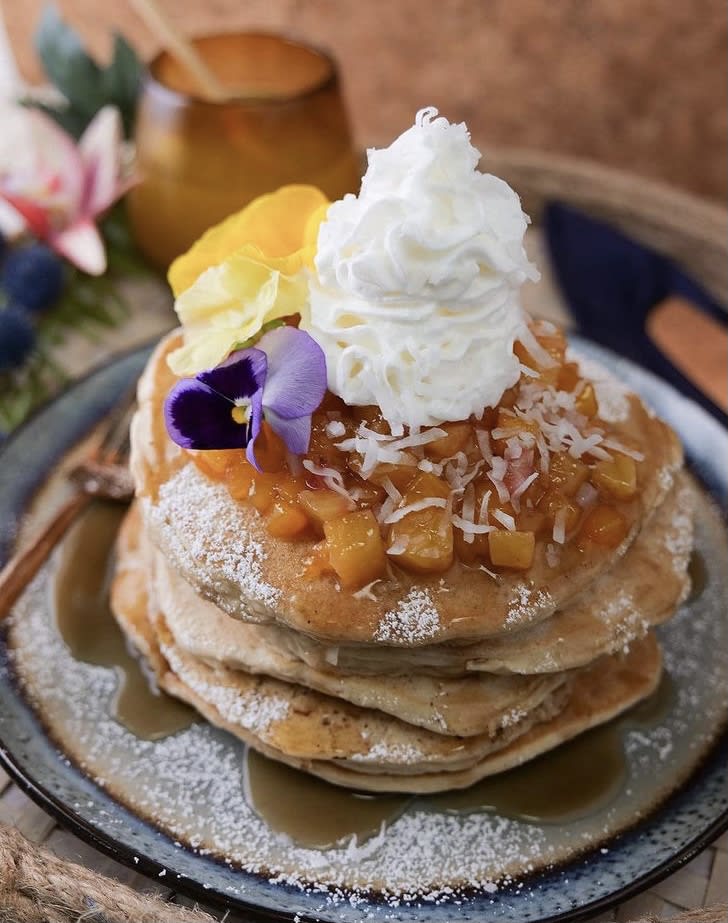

{"left": 231, "top": 399, "right": 252, "bottom": 426}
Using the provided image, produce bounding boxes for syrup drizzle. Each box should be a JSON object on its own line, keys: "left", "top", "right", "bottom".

{"left": 53, "top": 503, "right": 196, "bottom": 741}
{"left": 243, "top": 675, "right": 673, "bottom": 848}
{"left": 687, "top": 550, "right": 708, "bottom": 604}
{"left": 52, "top": 503, "right": 675, "bottom": 848}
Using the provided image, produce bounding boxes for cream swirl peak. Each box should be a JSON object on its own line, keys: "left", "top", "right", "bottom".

{"left": 302, "top": 107, "right": 540, "bottom": 432}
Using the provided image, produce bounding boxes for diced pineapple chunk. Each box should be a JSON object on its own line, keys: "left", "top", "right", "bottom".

{"left": 367, "top": 463, "right": 418, "bottom": 492}
{"left": 453, "top": 481, "right": 494, "bottom": 563}
{"left": 495, "top": 409, "right": 540, "bottom": 437}
{"left": 267, "top": 500, "right": 310, "bottom": 539}
{"left": 514, "top": 327, "right": 566, "bottom": 385}
{"left": 191, "top": 449, "right": 240, "bottom": 480}
{"left": 488, "top": 530, "right": 535, "bottom": 570}
{"left": 249, "top": 472, "right": 278, "bottom": 513}
{"left": 548, "top": 452, "right": 590, "bottom": 496}
{"left": 536, "top": 329, "right": 567, "bottom": 365}
{"left": 557, "top": 361, "right": 581, "bottom": 392}
{"left": 538, "top": 489, "right": 581, "bottom": 533}
{"left": 575, "top": 382, "right": 598, "bottom": 418}
{"left": 274, "top": 476, "right": 307, "bottom": 504}
{"left": 591, "top": 453, "right": 638, "bottom": 500}
{"left": 454, "top": 526, "right": 490, "bottom": 564}
{"left": 254, "top": 423, "right": 288, "bottom": 472}
{"left": 406, "top": 471, "right": 451, "bottom": 501}
{"left": 324, "top": 510, "right": 388, "bottom": 588}
{"left": 426, "top": 422, "right": 472, "bottom": 460}
{"left": 579, "top": 504, "right": 629, "bottom": 548}
{"left": 226, "top": 460, "right": 255, "bottom": 500}
{"left": 516, "top": 506, "right": 548, "bottom": 534}
{"left": 349, "top": 478, "right": 386, "bottom": 506}
{"left": 388, "top": 506, "right": 454, "bottom": 574}
{"left": 298, "top": 489, "right": 353, "bottom": 528}
{"left": 492, "top": 411, "right": 540, "bottom": 455}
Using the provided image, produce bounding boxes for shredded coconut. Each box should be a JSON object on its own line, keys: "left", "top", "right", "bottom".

{"left": 302, "top": 460, "right": 356, "bottom": 506}
{"left": 383, "top": 497, "right": 447, "bottom": 525}
{"left": 552, "top": 507, "right": 568, "bottom": 545}
{"left": 325, "top": 420, "right": 347, "bottom": 438}
{"left": 492, "top": 509, "right": 516, "bottom": 532}
{"left": 352, "top": 580, "right": 382, "bottom": 601}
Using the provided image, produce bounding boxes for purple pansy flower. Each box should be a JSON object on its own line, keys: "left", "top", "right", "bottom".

{"left": 164, "top": 326, "right": 327, "bottom": 470}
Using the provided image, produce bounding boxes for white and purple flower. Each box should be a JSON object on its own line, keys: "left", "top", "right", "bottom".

{"left": 164, "top": 326, "right": 327, "bottom": 469}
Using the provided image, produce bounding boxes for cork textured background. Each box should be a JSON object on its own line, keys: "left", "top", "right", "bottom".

{"left": 3, "top": 0, "right": 726, "bottom": 202}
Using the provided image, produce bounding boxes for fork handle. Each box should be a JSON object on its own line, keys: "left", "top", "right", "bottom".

{"left": 0, "top": 491, "right": 91, "bottom": 622}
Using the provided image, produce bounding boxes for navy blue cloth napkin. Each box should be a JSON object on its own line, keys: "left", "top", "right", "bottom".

{"left": 543, "top": 202, "right": 727, "bottom": 425}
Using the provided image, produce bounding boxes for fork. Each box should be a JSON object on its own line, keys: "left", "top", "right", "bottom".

{"left": 0, "top": 388, "right": 136, "bottom": 622}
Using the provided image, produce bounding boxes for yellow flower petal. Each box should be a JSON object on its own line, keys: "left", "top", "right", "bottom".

{"left": 168, "top": 185, "right": 329, "bottom": 296}
{"left": 303, "top": 202, "right": 331, "bottom": 251}
{"left": 167, "top": 253, "right": 308, "bottom": 376}
{"left": 167, "top": 329, "right": 239, "bottom": 378}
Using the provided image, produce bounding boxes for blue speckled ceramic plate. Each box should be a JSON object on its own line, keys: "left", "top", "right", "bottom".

{"left": 0, "top": 338, "right": 727, "bottom": 923}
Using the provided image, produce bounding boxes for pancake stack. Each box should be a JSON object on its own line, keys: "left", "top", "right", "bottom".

{"left": 110, "top": 333, "right": 693, "bottom": 793}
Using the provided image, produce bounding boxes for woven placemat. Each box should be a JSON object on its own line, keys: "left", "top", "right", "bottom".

{"left": 0, "top": 821, "right": 726, "bottom": 923}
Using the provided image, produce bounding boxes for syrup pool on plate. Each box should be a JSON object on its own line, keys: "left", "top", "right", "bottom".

{"left": 52, "top": 501, "right": 678, "bottom": 849}
{"left": 53, "top": 502, "right": 196, "bottom": 740}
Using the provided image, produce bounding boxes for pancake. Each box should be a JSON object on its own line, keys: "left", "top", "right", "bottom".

{"left": 132, "top": 332, "right": 683, "bottom": 648}
{"left": 141, "top": 472, "right": 692, "bottom": 681}
{"left": 144, "top": 528, "right": 568, "bottom": 738}
{"left": 110, "top": 512, "right": 662, "bottom": 793}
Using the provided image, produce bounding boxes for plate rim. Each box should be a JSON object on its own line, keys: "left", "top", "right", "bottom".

{"left": 1, "top": 727, "right": 727, "bottom": 923}
{"left": 0, "top": 338, "right": 727, "bottom": 922}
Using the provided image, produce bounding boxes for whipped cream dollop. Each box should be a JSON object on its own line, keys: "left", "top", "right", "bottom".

{"left": 301, "top": 107, "right": 539, "bottom": 431}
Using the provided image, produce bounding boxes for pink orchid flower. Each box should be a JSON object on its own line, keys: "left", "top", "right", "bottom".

{"left": 0, "top": 105, "right": 132, "bottom": 275}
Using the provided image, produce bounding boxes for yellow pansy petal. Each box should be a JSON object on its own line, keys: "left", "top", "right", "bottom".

{"left": 231, "top": 185, "right": 329, "bottom": 258}
{"left": 229, "top": 243, "right": 315, "bottom": 279}
{"left": 167, "top": 330, "right": 238, "bottom": 377}
{"left": 175, "top": 258, "right": 275, "bottom": 329}
{"left": 304, "top": 202, "right": 331, "bottom": 252}
{"left": 168, "top": 185, "right": 330, "bottom": 296}
{"left": 167, "top": 253, "right": 309, "bottom": 376}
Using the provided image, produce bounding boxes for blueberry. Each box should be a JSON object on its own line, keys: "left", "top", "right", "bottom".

{"left": 1, "top": 243, "right": 65, "bottom": 314}
{"left": 0, "top": 306, "right": 36, "bottom": 372}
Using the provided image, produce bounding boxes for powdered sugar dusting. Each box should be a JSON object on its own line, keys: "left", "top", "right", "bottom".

{"left": 147, "top": 465, "right": 281, "bottom": 611}
{"left": 505, "top": 583, "right": 554, "bottom": 628}
{"left": 657, "top": 466, "right": 675, "bottom": 494}
{"left": 350, "top": 738, "right": 427, "bottom": 766}
{"left": 374, "top": 589, "right": 440, "bottom": 644}
{"left": 663, "top": 504, "right": 694, "bottom": 562}
{"left": 595, "top": 589, "right": 650, "bottom": 652}
{"left": 4, "top": 475, "right": 727, "bottom": 917}
{"left": 499, "top": 706, "right": 530, "bottom": 729}
{"left": 161, "top": 641, "right": 290, "bottom": 736}
{"left": 569, "top": 352, "right": 630, "bottom": 423}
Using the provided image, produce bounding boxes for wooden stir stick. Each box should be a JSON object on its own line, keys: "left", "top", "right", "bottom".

{"left": 128, "top": 0, "right": 229, "bottom": 101}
